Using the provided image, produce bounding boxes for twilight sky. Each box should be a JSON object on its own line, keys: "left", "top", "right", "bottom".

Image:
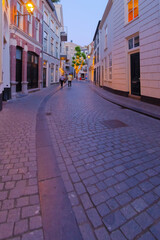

{"left": 60, "top": 0, "right": 108, "bottom": 47}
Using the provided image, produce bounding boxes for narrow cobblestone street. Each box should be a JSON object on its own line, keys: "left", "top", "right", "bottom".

{"left": 0, "top": 81, "right": 160, "bottom": 240}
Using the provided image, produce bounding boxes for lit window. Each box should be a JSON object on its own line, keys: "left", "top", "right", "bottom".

{"left": 128, "top": 0, "right": 139, "bottom": 22}
{"left": 128, "top": 35, "right": 139, "bottom": 49}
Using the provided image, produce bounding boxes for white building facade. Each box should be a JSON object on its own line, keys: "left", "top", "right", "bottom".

{"left": 100, "top": 0, "right": 160, "bottom": 104}
{"left": 0, "top": 0, "right": 10, "bottom": 111}
{"left": 93, "top": 21, "right": 101, "bottom": 86}
{"left": 42, "top": 0, "right": 61, "bottom": 87}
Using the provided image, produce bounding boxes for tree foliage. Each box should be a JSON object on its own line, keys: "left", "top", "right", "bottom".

{"left": 51, "top": 0, "right": 60, "bottom": 2}
{"left": 72, "top": 46, "right": 86, "bottom": 75}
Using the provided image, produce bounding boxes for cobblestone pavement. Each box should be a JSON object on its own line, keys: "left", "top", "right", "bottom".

{"left": 0, "top": 86, "right": 58, "bottom": 240}
{"left": 46, "top": 81, "right": 160, "bottom": 240}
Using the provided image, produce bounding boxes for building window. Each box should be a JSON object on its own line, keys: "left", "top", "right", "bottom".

{"left": 35, "top": 19, "right": 39, "bottom": 41}
{"left": 109, "top": 54, "right": 112, "bottom": 80}
{"left": 128, "top": 35, "right": 139, "bottom": 49}
{"left": 66, "top": 46, "right": 68, "bottom": 52}
{"left": 16, "top": 2, "right": 23, "bottom": 29}
{"left": 51, "top": 64, "right": 54, "bottom": 83}
{"left": 27, "top": 15, "right": 32, "bottom": 36}
{"left": 55, "top": 65, "right": 58, "bottom": 82}
{"left": 44, "top": 11, "right": 49, "bottom": 24}
{"left": 51, "top": 37, "right": 54, "bottom": 55}
{"left": 97, "top": 47, "right": 99, "bottom": 63}
{"left": 105, "top": 26, "right": 108, "bottom": 48}
{"left": 105, "top": 57, "right": 107, "bottom": 81}
{"left": 50, "top": 20, "right": 54, "bottom": 31}
{"left": 56, "top": 42, "right": 58, "bottom": 58}
{"left": 56, "top": 26, "right": 59, "bottom": 36}
{"left": 43, "top": 31, "right": 48, "bottom": 52}
{"left": 128, "top": 0, "right": 139, "bottom": 23}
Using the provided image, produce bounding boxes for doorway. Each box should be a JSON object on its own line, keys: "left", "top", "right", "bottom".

{"left": 43, "top": 68, "right": 46, "bottom": 88}
{"left": 27, "top": 52, "right": 38, "bottom": 89}
{"left": 16, "top": 47, "right": 22, "bottom": 92}
{"left": 130, "top": 52, "right": 140, "bottom": 96}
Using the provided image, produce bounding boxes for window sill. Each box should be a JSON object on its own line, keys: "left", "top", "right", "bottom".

{"left": 124, "top": 16, "right": 139, "bottom": 27}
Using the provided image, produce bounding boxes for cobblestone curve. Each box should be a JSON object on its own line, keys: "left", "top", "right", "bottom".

{"left": 46, "top": 81, "right": 160, "bottom": 240}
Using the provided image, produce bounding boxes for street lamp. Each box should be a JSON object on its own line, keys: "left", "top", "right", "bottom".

{"left": 25, "top": 1, "right": 35, "bottom": 14}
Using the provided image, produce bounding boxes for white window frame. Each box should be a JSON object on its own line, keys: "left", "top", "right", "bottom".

{"left": 127, "top": 0, "right": 139, "bottom": 23}
{"left": 128, "top": 35, "right": 139, "bottom": 51}
{"left": 109, "top": 54, "right": 112, "bottom": 81}
{"left": 50, "top": 19, "right": 54, "bottom": 32}
{"left": 105, "top": 26, "right": 108, "bottom": 49}
{"left": 50, "top": 37, "right": 54, "bottom": 55}
{"left": 43, "top": 31, "right": 48, "bottom": 52}
{"left": 35, "top": 19, "right": 39, "bottom": 41}
{"left": 16, "top": 1, "right": 23, "bottom": 29}
{"left": 27, "top": 15, "right": 32, "bottom": 36}
{"left": 105, "top": 57, "right": 107, "bottom": 81}
{"left": 44, "top": 11, "right": 49, "bottom": 25}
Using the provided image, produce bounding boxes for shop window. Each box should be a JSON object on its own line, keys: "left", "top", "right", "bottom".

{"left": 51, "top": 64, "right": 54, "bottom": 83}
{"left": 128, "top": 0, "right": 139, "bottom": 23}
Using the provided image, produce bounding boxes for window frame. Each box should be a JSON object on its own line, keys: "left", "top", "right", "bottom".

{"left": 127, "top": 0, "right": 139, "bottom": 23}
{"left": 109, "top": 54, "right": 112, "bottom": 81}
{"left": 16, "top": 1, "right": 23, "bottom": 29}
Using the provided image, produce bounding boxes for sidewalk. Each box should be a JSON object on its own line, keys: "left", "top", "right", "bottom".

{"left": 89, "top": 83, "right": 160, "bottom": 120}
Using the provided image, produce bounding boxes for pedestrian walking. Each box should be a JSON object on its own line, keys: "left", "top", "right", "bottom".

{"left": 59, "top": 74, "right": 65, "bottom": 87}
{"left": 68, "top": 73, "right": 73, "bottom": 87}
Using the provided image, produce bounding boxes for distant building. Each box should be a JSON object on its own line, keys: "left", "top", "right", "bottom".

{"left": 87, "top": 41, "right": 94, "bottom": 82}
{"left": 93, "top": 21, "right": 101, "bottom": 86}
{"left": 99, "top": 0, "right": 160, "bottom": 104}
{"left": 42, "top": 0, "right": 61, "bottom": 87}
{"left": 10, "top": 0, "right": 43, "bottom": 98}
{"left": 0, "top": 0, "right": 10, "bottom": 111}
{"left": 64, "top": 41, "right": 79, "bottom": 75}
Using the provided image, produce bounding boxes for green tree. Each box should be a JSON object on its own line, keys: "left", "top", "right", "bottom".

{"left": 51, "top": 0, "right": 60, "bottom": 2}
{"left": 72, "top": 46, "right": 86, "bottom": 77}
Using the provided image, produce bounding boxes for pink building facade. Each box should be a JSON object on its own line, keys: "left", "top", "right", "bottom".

{"left": 10, "top": 0, "right": 43, "bottom": 97}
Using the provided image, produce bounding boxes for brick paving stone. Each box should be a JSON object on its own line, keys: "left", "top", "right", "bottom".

{"left": 103, "top": 210, "right": 126, "bottom": 232}
{"left": 147, "top": 204, "right": 160, "bottom": 220}
{"left": 97, "top": 203, "right": 110, "bottom": 217}
{"left": 14, "top": 219, "right": 28, "bottom": 235}
{"left": 68, "top": 192, "right": 80, "bottom": 206}
{"left": 131, "top": 198, "right": 148, "bottom": 212}
{"left": 30, "top": 216, "right": 42, "bottom": 229}
{"left": 111, "top": 230, "right": 127, "bottom": 240}
{"left": 22, "top": 205, "right": 40, "bottom": 218}
{"left": 142, "top": 191, "right": 159, "bottom": 205}
{"left": 128, "top": 186, "right": 143, "bottom": 199}
{"left": 115, "top": 192, "right": 131, "bottom": 206}
{"left": 0, "top": 222, "right": 14, "bottom": 239}
{"left": 137, "top": 232, "right": 156, "bottom": 240}
{"left": 95, "top": 227, "right": 110, "bottom": 240}
{"left": 22, "top": 229, "right": 44, "bottom": 240}
{"left": 121, "top": 220, "right": 142, "bottom": 240}
{"left": 80, "top": 193, "right": 93, "bottom": 210}
{"left": 135, "top": 212, "right": 153, "bottom": 230}
{"left": 150, "top": 222, "right": 160, "bottom": 240}
{"left": 7, "top": 208, "right": 20, "bottom": 223}
{"left": 74, "top": 182, "right": 86, "bottom": 195}
{"left": 91, "top": 191, "right": 110, "bottom": 206}
{"left": 79, "top": 223, "right": 96, "bottom": 240}
{"left": 0, "top": 210, "right": 7, "bottom": 223}
{"left": 106, "top": 198, "right": 119, "bottom": 211}
{"left": 86, "top": 208, "right": 102, "bottom": 228}
{"left": 73, "top": 205, "right": 88, "bottom": 224}
{"left": 120, "top": 205, "right": 136, "bottom": 220}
